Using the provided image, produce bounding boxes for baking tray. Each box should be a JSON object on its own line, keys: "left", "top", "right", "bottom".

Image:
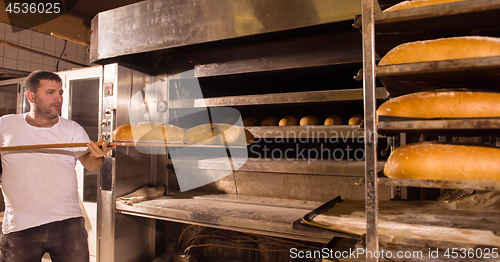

{"left": 377, "top": 115, "right": 500, "bottom": 136}
{"left": 294, "top": 192, "right": 500, "bottom": 248}
{"left": 379, "top": 177, "right": 500, "bottom": 191}
{"left": 292, "top": 196, "right": 361, "bottom": 239}
{"left": 376, "top": 56, "right": 500, "bottom": 97}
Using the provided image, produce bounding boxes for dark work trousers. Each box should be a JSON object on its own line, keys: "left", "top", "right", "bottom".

{"left": 0, "top": 217, "right": 89, "bottom": 262}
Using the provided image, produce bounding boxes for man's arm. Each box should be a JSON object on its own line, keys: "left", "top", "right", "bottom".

{"left": 78, "top": 138, "right": 116, "bottom": 172}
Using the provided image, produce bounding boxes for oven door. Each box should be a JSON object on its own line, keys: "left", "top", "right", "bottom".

{"left": 59, "top": 66, "right": 102, "bottom": 262}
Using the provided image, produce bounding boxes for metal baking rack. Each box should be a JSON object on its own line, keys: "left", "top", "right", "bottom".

{"left": 377, "top": 56, "right": 500, "bottom": 96}
{"left": 378, "top": 117, "right": 500, "bottom": 136}
{"left": 379, "top": 177, "right": 500, "bottom": 191}
{"left": 374, "top": 0, "right": 500, "bottom": 56}
{"left": 362, "top": 0, "right": 500, "bottom": 260}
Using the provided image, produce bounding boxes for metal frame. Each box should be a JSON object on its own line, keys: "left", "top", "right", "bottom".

{"left": 362, "top": 0, "right": 379, "bottom": 260}
{"left": 362, "top": 0, "right": 500, "bottom": 258}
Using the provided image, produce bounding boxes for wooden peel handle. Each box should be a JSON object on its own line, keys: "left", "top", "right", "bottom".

{"left": 0, "top": 142, "right": 124, "bottom": 152}
{"left": 0, "top": 129, "right": 256, "bottom": 151}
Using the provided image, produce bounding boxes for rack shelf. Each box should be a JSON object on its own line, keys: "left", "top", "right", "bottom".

{"left": 166, "top": 31, "right": 363, "bottom": 79}
{"left": 169, "top": 88, "right": 388, "bottom": 108}
{"left": 169, "top": 157, "right": 386, "bottom": 177}
{"left": 376, "top": 56, "right": 500, "bottom": 96}
{"left": 378, "top": 117, "right": 500, "bottom": 136}
{"left": 379, "top": 177, "right": 500, "bottom": 191}
{"left": 116, "top": 192, "right": 353, "bottom": 244}
{"left": 373, "top": 0, "right": 500, "bottom": 56}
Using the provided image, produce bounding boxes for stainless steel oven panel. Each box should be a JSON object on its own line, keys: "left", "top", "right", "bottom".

{"left": 99, "top": 63, "right": 159, "bottom": 262}
{"left": 90, "top": 0, "right": 379, "bottom": 62}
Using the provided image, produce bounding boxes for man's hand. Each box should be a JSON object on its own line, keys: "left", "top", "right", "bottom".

{"left": 79, "top": 138, "right": 116, "bottom": 172}
{"left": 87, "top": 138, "right": 116, "bottom": 159}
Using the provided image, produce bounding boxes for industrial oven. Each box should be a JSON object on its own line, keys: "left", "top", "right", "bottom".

{"left": 90, "top": 1, "right": 394, "bottom": 261}
{"left": 1, "top": 0, "right": 498, "bottom": 261}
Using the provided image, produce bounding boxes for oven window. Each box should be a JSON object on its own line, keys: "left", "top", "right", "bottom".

{"left": 0, "top": 84, "right": 18, "bottom": 117}
{"left": 70, "top": 78, "right": 99, "bottom": 202}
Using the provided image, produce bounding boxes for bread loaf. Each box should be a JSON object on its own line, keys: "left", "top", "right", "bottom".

{"left": 279, "top": 116, "right": 299, "bottom": 126}
{"left": 324, "top": 115, "right": 343, "bottom": 125}
{"left": 261, "top": 117, "right": 279, "bottom": 126}
{"left": 300, "top": 115, "right": 319, "bottom": 126}
{"left": 185, "top": 123, "right": 253, "bottom": 145}
{"left": 377, "top": 91, "right": 500, "bottom": 118}
{"left": 384, "top": 0, "right": 466, "bottom": 12}
{"left": 385, "top": 142, "right": 500, "bottom": 181}
{"left": 242, "top": 117, "right": 261, "bottom": 126}
{"left": 113, "top": 122, "right": 185, "bottom": 143}
{"left": 348, "top": 115, "right": 363, "bottom": 125}
{"left": 379, "top": 36, "right": 500, "bottom": 65}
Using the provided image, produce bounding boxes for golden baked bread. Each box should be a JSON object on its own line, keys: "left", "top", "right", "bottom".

{"left": 377, "top": 91, "right": 500, "bottom": 118}
{"left": 242, "top": 117, "right": 261, "bottom": 126}
{"left": 324, "top": 115, "right": 343, "bottom": 125}
{"left": 379, "top": 36, "right": 500, "bottom": 65}
{"left": 385, "top": 142, "right": 500, "bottom": 181}
{"left": 299, "top": 115, "right": 319, "bottom": 126}
{"left": 279, "top": 116, "right": 299, "bottom": 126}
{"left": 348, "top": 115, "right": 363, "bottom": 125}
{"left": 384, "top": 0, "right": 466, "bottom": 12}
{"left": 185, "top": 123, "right": 253, "bottom": 145}
{"left": 261, "top": 117, "right": 279, "bottom": 126}
{"left": 113, "top": 122, "right": 185, "bottom": 143}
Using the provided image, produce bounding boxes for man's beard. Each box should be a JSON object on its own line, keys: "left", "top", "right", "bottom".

{"left": 35, "top": 102, "right": 61, "bottom": 119}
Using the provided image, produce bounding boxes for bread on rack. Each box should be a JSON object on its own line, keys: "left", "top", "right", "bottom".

{"left": 185, "top": 123, "right": 253, "bottom": 145}
{"left": 279, "top": 116, "right": 299, "bottom": 126}
{"left": 242, "top": 117, "right": 261, "bottom": 126}
{"left": 378, "top": 36, "right": 500, "bottom": 65}
{"left": 324, "top": 115, "right": 343, "bottom": 125}
{"left": 377, "top": 91, "right": 500, "bottom": 118}
{"left": 384, "top": 0, "right": 467, "bottom": 12}
{"left": 384, "top": 141, "right": 500, "bottom": 181}
{"left": 261, "top": 117, "right": 279, "bottom": 126}
{"left": 300, "top": 115, "right": 319, "bottom": 126}
{"left": 113, "top": 122, "right": 185, "bottom": 143}
{"left": 348, "top": 114, "right": 364, "bottom": 125}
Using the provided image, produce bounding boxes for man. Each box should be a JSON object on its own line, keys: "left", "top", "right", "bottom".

{"left": 0, "top": 70, "right": 114, "bottom": 261}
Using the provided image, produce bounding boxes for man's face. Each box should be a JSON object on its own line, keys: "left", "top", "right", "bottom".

{"left": 29, "top": 80, "right": 63, "bottom": 119}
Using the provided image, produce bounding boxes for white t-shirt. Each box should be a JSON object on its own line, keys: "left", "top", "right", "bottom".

{"left": 0, "top": 113, "right": 90, "bottom": 234}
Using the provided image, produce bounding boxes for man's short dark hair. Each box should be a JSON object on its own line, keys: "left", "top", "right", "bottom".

{"left": 25, "top": 70, "right": 62, "bottom": 93}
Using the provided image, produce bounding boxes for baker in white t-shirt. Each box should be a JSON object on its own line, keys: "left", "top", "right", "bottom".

{"left": 0, "top": 70, "right": 115, "bottom": 262}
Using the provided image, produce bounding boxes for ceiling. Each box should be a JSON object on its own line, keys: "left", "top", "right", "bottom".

{"left": 69, "top": 0, "right": 145, "bottom": 20}
{"left": 0, "top": 0, "right": 145, "bottom": 79}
